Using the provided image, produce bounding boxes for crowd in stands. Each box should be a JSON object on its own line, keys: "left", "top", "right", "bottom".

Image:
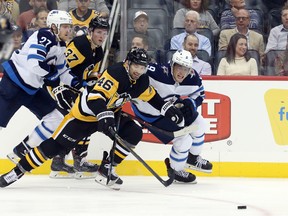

{"left": 1, "top": 0, "right": 288, "bottom": 76}
{"left": 126, "top": 0, "right": 288, "bottom": 76}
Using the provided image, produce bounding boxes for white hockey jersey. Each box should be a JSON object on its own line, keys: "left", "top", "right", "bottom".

{"left": 133, "top": 63, "right": 205, "bottom": 120}
{"left": 2, "top": 28, "right": 77, "bottom": 95}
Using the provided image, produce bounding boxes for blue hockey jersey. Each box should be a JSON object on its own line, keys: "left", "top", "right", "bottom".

{"left": 133, "top": 62, "right": 205, "bottom": 120}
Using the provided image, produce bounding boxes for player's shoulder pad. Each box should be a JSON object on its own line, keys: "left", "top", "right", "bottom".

{"left": 105, "top": 62, "right": 127, "bottom": 80}
{"left": 68, "top": 35, "right": 90, "bottom": 51}
{"left": 147, "top": 62, "right": 170, "bottom": 79}
{"left": 182, "top": 69, "right": 202, "bottom": 85}
{"left": 37, "top": 28, "right": 57, "bottom": 48}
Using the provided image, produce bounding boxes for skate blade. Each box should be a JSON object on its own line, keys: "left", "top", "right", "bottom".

{"left": 74, "top": 172, "right": 97, "bottom": 180}
{"left": 49, "top": 171, "right": 75, "bottom": 179}
{"left": 94, "top": 173, "right": 121, "bottom": 190}
{"left": 173, "top": 179, "right": 197, "bottom": 184}
{"left": 185, "top": 164, "right": 212, "bottom": 174}
{"left": 7, "top": 153, "right": 20, "bottom": 165}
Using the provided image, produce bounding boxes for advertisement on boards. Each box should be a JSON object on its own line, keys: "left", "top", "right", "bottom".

{"left": 122, "top": 91, "right": 231, "bottom": 144}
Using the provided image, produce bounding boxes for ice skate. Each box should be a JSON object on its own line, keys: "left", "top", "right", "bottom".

{"left": 185, "top": 153, "right": 213, "bottom": 173}
{"left": 95, "top": 151, "right": 123, "bottom": 190}
{"left": 73, "top": 154, "right": 99, "bottom": 179}
{"left": 165, "top": 158, "right": 197, "bottom": 184}
{"left": 0, "top": 167, "right": 24, "bottom": 188}
{"left": 49, "top": 155, "right": 75, "bottom": 179}
{"left": 7, "top": 142, "right": 31, "bottom": 165}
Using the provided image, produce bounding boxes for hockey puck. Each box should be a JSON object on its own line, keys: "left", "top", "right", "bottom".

{"left": 237, "top": 205, "right": 247, "bottom": 209}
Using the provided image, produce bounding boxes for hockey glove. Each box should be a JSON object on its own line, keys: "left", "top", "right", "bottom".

{"left": 44, "top": 65, "right": 60, "bottom": 88}
{"left": 97, "top": 111, "right": 116, "bottom": 139}
{"left": 161, "top": 101, "right": 184, "bottom": 127}
{"left": 177, "top": 99, "right": 198, "bottom": 126}
{"left": 52, "top": 85, "right": 78, "bottom": 111}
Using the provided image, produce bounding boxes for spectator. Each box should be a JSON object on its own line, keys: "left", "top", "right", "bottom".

{"left": 2, "top": 0, "right": 20, "bottom": 22}
{"left": 0, "top": 0, "right": 14, "bottom": 23}
{"left": 171, "top": 10, "right": 211, "bottom": 56}
{"left": 130, "top": 34, "right": 157, "bottom": 63}
{"left": 12, "top": 25, "right": 23, "bottom": 50}
{"left": 58, "top": 0, "right": 109, "bottom": 17}
{"left": 219, "top": 9, "right": 265, "bottom": 58}
{"left": 265, "top": 4, "right": 288, "bottom": 53}
{"left": 24, "top": 8, "right": 49, "bottom": 41}
{"left": 220, "top": 0, "right": 261, "bottom": 31}
{"left": 17, "top": 0, "right": 47, "bottom": 32}
{"left": 19, "top": 0, "right": 56, "bottom": 13}
{"left": 130, "top": 34, "right": 148, "bottom": 51}
{"left": 217, "top": 33, "right": 258, "bottom": 75}
{"left": 128, "top": 10, "right": 162, "bottom": 50}
{"left": 19, "top": 0, "right": 33, "bottom": 14}
{"left": 115, "top": 34, "right": 156, "bottom": 63}
{"left": 0, "top": 25, "right": 23, "bottom": 72}
{"left": 69, "top": 0, "right": 100, "bottom": 37}
{"left": 173, "top": 0, "right": 220, "bottom": 36}
{"left": 182, "top": 34, "right": 212, "bottom": 75}
{"left": 274, "top": 49, "right": 288, "bottom": 76}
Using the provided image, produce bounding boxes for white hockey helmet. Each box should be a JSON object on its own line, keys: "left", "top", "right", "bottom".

{"left": 171, "top": 49, "right": 193, "bottom": 69}
{"left": 47, "top": 10, "right": 72, "bottom": 32}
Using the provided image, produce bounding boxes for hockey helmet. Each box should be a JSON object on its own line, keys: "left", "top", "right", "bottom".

{"left": 126, "top": 47, "right": 149, "bottom": 66}
{"left": 47, "top": 10, "right": 72, "bottom": 32}
{"left": 171, "top": 49, "right": 193, "bottom": 70}
{"left": 89, "top": 16, "right": 110, "bottom": 31}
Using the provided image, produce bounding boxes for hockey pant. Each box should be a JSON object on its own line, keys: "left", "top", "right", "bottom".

{"left": 18, "top": 113, "right": 142, "bottom": 172}
{"left": 0, "top": 74, "right": 57, "bottom": 128}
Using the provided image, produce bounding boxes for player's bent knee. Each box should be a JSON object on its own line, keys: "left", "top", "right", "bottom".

{"left": 119, "top": 121, "right": 142, "bottom": 146}
{"left": 39, "top": 138, "right": 66, "bottom": 159}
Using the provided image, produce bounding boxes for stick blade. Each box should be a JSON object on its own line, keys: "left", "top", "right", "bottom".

{"left": 163, "top": 168, "right": 175, "bottom": 187}
{"left": 163, "top": 158, "right": 175, "bottom": 187}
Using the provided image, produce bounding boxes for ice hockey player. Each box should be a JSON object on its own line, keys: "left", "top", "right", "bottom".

{"left": 0, "top": 10, "right": 82, "bottom": 172}
{"left": 50, "top": 15, "right": 110, "bottom": 179}
{"left": 0, "top": 47, "right": 184, "bottom": 189}
{"left": 132, "top": 49, "right": 213, "bottom": 183}
{"left": 6, "top": 15, "right": 110, "bottom": 179}
{"left": 96, "top": 49, "right": 213, "bottom": 186}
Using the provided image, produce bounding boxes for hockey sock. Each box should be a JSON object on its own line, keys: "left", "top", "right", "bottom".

{"left": 19, "top": 147, "right": 48, "bottom": 172}
{"left": 74, "top": 141, "right": 89, "bottom": 157}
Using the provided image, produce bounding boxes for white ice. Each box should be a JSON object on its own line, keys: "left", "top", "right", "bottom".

{"left": 0, "top": 176, "right": 287, "bottom": 216}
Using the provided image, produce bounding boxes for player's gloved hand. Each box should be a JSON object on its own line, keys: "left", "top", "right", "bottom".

{"left": 44, "top": 66, "right": 60, "bottom": 87}
{"left": 52, "top": 85, "right": 77, "bottom": 111}
{"left": 176, "top": 98, "right": 198, "bottom": 126}
{"left": 97, "top": 111, "right": 116, "bottom": 139}
{"left": 161, "top": 101, "right": 184, "bottom": 127}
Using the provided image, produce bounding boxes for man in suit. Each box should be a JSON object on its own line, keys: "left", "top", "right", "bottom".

{"left": 218, "top": 8, "right": 265, "bottom": 58}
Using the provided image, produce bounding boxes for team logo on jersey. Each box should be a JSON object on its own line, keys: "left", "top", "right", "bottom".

{"left": 122, "top": 91, "right": 231, "bottom": 143}
{"left": 162, "top": 66, "right": 169, "bottom": 75}
{"left": 265, "top": 89, "right": 288, "bottom": 145}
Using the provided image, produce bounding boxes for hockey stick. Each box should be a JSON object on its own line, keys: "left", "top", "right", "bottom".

{"left": 107, "top": 111, "right": 121, "bottom": 185}
{"left": 121, "top": 112, "right": 198, "bottom": 138}
{"left": 108, "top": 127, "right": 175, "bottom": 187}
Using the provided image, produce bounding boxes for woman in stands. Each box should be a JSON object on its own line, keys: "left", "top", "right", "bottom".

{"left": 173, "top": 0, "right": 220, "bottom": 36}
{"left": 217, "top": 33, "right": 258, "bottom": 75}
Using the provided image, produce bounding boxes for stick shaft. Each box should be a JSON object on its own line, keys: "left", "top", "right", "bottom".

{"left": 108, "top": 127, "right": 174, "bottom": 187}
{"left": 121, "top": 112, "right": 198, "bottom": 138}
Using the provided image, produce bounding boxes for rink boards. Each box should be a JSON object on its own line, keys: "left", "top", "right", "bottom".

{"left": 1, "top": 76, "right": 288, "bottom": 177}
